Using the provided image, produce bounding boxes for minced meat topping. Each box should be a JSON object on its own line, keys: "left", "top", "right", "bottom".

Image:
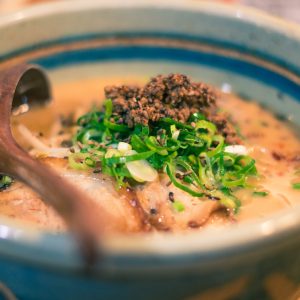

{"left": 105, "top": 73, "right": 239, "bottom": 143}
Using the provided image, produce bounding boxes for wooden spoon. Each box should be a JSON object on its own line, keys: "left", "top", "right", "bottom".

{"left": 0, "top": 64, "right": 101, "bottom": 265}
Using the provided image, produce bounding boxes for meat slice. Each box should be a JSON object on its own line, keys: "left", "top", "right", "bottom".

{"left": 0, "top": 158, "right": 223, "bottom": 233}
{"left": 136, "top": 175, "right": 222, "bottom": 232}
{"left": 0, "top": 158, "right": 149, "bottom": 234}
{"left": 0, "top": 182, "right": 65, "bottom": 231}
{"left": 43, "top": 158, "right": 151, "bottom": 234}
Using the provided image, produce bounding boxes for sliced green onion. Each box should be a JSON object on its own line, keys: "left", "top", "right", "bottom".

{"left": 70, "top": 93, "right": 259, "bottom": 214}
{"left": 166, "top": 162, "right": 203, "bottom": 197}
{"left": 0, "top": 175, "right": 13, "bottom": 189}
{"left": 104, "top": 150, "right": 155, "bottom": 166}
{"left": 82, "top": 129, "right": 102, "bottom": 144}
{"left": 201, "top": 153, "right": 216, "bottom": 189}
{"left": 253, "top": 191, "right": 269, "bottom": 197}
{"left": 104, "top": 99, "right": 113, "bottom": 118}
{"left": 103, "top": 119, "right": 129, "bottom": 132}
{"left": 197, "top": 134, "right": 212, "bottom": 147}
{"left": 125, "top": 151, "right": 158, "bottom": 182}
{"left": 176, "top": 157, "right": 204, "bottom": 189}
{"left": 105, "top": 149, "right": 121, "bottom": 158}
{"left": 166, "top": 139, "right": 181, "bottom": 152}
{"left": 170, "top": 124, "right": 180, "bottom": 140}
{"left": 292, "top": 183, "right": 300, "bottom": 190}
{"left": 207, "top": 135, "right": 224, "bottom": 158}
{"left": 145, "top": 136, "right": 168, "bottom": 156}
{"left": 223, "top": 154, "right": 236, "bottom": 167}
{"left": 195, "top": 120, "right": 217, "bottom": 136}
{"left": 219, "top": 188, "right": 241, "bottom": 213}
{"left": 84, "top": 157, "right": 96, "bottom": 167}
{"left": 161, "top": 118, "right": 193, "bottom": 130}
{"left": 172, "top": 200, "right": 185, "bottom": 212}
{"left": 117, "top": 142, "right": 132, "bottom": 153}
{"left": 131, "top": 134, "right": 148, "bottom": 152}
{"left": 220, "top": 195, "right": 240, "bottom": 211}
{"left": 222, "top": 173, "right": 245, "bottom": 188}
{"left": 189, "top": 112, "right": 206, "bottom": 122}
{"left": 68, "top": 153, "right": 91, "bottom": 170}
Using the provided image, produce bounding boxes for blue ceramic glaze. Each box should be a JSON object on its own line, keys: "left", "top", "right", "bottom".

{"left": 30, "top": 44, "right": 300, "bottom": 101}
{"left": 0, "top": 1, "right": 300, "bottom": 299}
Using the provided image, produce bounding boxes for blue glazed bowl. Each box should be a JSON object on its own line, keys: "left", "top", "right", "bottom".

{"left": 0, "top": 1, "right": 300, "bottom": 299}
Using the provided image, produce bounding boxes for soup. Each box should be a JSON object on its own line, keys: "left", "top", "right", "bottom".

{"left": 1, "top": 74, "right": 299, "bottom": 233}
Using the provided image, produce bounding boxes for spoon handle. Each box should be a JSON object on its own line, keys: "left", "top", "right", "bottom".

{"left": 0, "top": 64, "right": 101, "bottom": 265}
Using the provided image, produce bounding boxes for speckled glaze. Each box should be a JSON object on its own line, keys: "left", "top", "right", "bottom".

{"left": 0, "top": 1, "right": 300, "bottom": 299}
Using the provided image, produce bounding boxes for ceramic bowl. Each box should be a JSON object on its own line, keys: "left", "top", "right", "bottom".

{"left": 0, "top": 1, "right": 300, "bottom": 299}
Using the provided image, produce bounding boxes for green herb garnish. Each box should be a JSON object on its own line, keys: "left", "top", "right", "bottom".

{"left": 69, "top": 98, "right": 258, "bottom": 214}
{"left": 0, "top": 175, "right": 13, "bottom": 190}
{"left": 292, "top": 183, "right": 300, "bottom": 190}
{"left": 172, "top": 200, "right": 185, "bottom": 212}
{"left": 253, "top": 191, "right": 269, "bottom": 197}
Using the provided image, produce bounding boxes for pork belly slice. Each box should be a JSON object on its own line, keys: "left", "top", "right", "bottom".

{"left": 0, "top": 158, "right": 149, "bottom": 234}
{"left": 42, "top": 158, "right": 151, "bottom": 234}
{"left": 0, "top": 158, "right": 223, "bottom": 233}
{"left": 136, "top": 175, "right": 222, "bottom": 231}
{"left": 0, "top": 181, "right": 65, "bottom": 231}
{"left": 45, "top": 159, "right": 223, "bottom": 233}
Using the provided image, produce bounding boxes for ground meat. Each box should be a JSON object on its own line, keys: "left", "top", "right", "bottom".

{"left": 105, "top": 74, "right": 215, "bottom": 126}
{"left": 209, "top": 111, "right": 242, "bottom": 144}
{"left": 105, "top": 74, "right": 239, "bottom": 143}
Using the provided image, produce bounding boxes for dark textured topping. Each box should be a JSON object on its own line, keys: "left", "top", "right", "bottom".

{"left": 208, "top": 112, "right": 241, "bottom": 144}
{"left": 105, "top": 74, "right": 216, "bottom": 128}
{"left": 105, "top": 73, "right": 240, "bottom": 144}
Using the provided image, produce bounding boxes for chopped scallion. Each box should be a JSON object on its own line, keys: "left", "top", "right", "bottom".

{"left": 292, "top": 183, "right": 300, "bottom": 190}
{"left": 253, "top": 191, "right": 269, "bottom": 197}
{"left": 69, "top": 96, "right": 259, "bottom": 212}
{"left": 172, "top": 200, "right": 185, "bottom": 212}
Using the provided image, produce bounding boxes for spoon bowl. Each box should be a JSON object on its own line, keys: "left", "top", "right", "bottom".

{"left": 12, "top": 64, "right": 51, "bottom": 113}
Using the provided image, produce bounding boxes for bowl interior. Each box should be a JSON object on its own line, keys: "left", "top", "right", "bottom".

{"left": 0, "top": 0, "right": 300, "bottom": 272}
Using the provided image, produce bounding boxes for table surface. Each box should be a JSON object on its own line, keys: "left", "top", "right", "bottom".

{"left": 0, "top": 0, "right": 300, "bottom": 24}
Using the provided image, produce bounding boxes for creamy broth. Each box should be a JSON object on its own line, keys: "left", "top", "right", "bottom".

{"left": 1, "top": 77, "right": 300, "bottom": 232}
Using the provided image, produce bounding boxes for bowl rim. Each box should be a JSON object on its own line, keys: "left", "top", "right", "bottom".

{"left": 2, "top": 0, "right": 300, "bottom": 37}
{"left": 1, "top": 0, "right": 300, "bottom": 271}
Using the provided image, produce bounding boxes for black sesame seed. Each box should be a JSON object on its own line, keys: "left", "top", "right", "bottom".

{"left": 150, "top": 208, "right": 157, "bottom": 215}
{"left": 168, "top": 192, "right": 175, "bottom": 202}
{"left": 175, "top": 173, "right": 183, "bottom": 179}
